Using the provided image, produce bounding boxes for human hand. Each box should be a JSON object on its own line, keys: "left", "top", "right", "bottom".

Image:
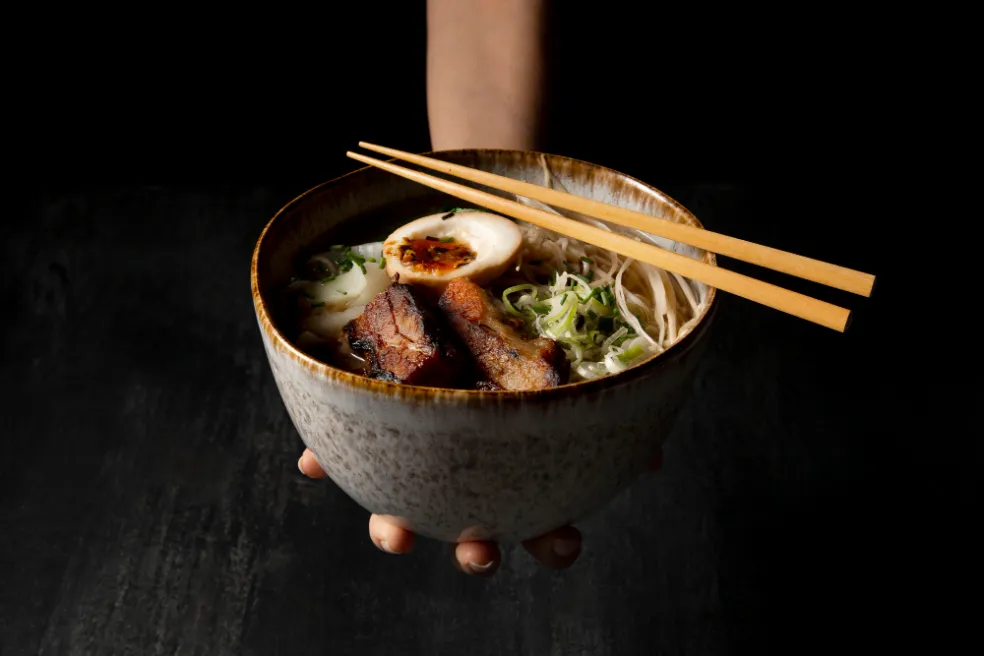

{"left": 298, "top": 446, "right": 663, "bottom": 577}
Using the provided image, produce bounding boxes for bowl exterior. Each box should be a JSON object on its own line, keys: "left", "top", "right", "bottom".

{"left": 256, "top": 308, "right": 712, "bottom": 542}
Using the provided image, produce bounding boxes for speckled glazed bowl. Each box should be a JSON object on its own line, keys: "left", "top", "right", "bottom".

{"left": 251, "top": 150, "right": 718, "bottom": 543}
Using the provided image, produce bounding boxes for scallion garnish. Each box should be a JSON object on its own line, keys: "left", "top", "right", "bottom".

{"left": 618, "top": 346, "right": 644, "bottom": 362}
{"left": 502, "top": 284, "right": 537, "bottom": 317}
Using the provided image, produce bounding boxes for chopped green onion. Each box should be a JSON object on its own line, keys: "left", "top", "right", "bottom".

{"left": 368, "top": 257, "right": 377, "bottom": 263}
{"left": 549, "top": 294, "right": 579, "bottom": 336}
{"left": 618, "top": 346, "right": 644, "bottom": 362}
{"left": 440, "top": 236, "right": 455, "bottom": 243}
{"left": 581, "top": 256, "right": 594, "bottom": 264}
{"left": 320, "top": 275, "right": 337, "bottom": 283}
{"left": 379, "top": 257, "right": 386, "bottom": 269}
{"left": 601, "top": 326, "right": 629, "bottom": 351}
{"left": 531, "top": 303, "right": 550, "bottom": 314}
{"left": 502, "top": 284, "right": 537, "bottom": 317}
{"left": 585, "top": 298, "right": 610, "bottom": 317}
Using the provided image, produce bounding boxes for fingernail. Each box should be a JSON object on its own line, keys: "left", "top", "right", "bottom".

{"left": 379, "top": 539, "right": 396, "bottom": 554}
{"left": 297, "top": 455, "right": 306, "bottom": 474}
{"left": 467, "top": 561, "right": 496, "bottom": 575}
{"left": 553, "top": 538, "right": 580, "bottom": 557}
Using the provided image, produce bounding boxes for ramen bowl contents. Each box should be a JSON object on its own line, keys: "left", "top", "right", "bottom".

{"left": 285, "top": 200, "right": 706, "bottom": 389}
{"left": 251, "top": 149, "right": 718, "bottom": 542}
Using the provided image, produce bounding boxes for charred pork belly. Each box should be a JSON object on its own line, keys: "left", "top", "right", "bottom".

{"left": 438, "top": 278, "right": 569, "bottom": 391}
{"left": 344, "top": 284, "right": 467, "bottom": 386}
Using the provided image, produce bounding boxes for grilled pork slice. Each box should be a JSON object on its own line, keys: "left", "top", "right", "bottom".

{"left": 344, "top": 283, "right": 467, "bottom": 385}
{"left": 438, "top": 278, "right": 569, "bottom": 391}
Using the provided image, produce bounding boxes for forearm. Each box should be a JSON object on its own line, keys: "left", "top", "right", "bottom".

{"left": 426, "top": 0, "right": 547, "bottom": 151}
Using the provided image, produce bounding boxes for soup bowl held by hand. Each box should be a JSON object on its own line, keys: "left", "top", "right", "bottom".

{"left": 250, "top": 149, "right": 718, "bottom": 543}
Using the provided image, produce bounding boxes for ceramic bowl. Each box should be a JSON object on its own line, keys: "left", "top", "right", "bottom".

{"left": 251, "top": 149, "right": 718, "bottom": 542}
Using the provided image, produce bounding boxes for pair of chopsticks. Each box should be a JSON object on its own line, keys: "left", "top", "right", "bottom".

{"left": 347, "top": 143, "right": 875, "bottom": 332}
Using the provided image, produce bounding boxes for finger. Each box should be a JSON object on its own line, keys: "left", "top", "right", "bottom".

{"left": 647, "top": 447, "right": 664, "bottom": 472}
{"left": 368, "top": 514, "right": 415, "bottom": 555}
{"left": 297, "top": 448, "right": 328, "bottom": 479}
{"left": 453, "top": 541, "right": 501, "bottom": 577}
{"left": 522, "top": 525, "right": 582, "bottom": 569}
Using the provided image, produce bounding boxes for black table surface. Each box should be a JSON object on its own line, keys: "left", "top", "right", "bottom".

{"left": 2, "top": 174, "right": 970, "bottom": 655}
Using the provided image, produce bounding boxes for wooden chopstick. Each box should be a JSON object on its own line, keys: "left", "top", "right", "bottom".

{"left": 358, "top": 141, "right": 876, "bottom": 298}
{"left": 347, "top": 151, "right": 852, "bottom": 332}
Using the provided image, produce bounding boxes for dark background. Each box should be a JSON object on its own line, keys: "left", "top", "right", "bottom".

{"left": 4, "top": 4, "right": 971, "bottom": 655}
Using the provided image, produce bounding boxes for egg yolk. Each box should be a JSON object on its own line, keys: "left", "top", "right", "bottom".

{"left": 395, "top": 236, "right": 476, "bottom": 274}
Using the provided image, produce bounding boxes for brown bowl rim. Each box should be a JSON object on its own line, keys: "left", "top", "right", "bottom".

{"left": 251, "top": 148, "right": 719, "bottom": 404}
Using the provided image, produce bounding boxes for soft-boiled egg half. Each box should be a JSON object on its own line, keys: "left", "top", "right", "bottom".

{"left": 382, "top": 210, "right": 522, "bottom": 287}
